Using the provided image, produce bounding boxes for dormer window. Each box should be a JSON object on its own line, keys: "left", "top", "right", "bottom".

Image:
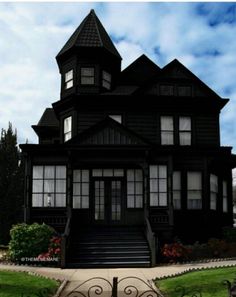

{"left": 109, "top": 115, "right": 122, "bottom": 124}
{"left": 65, "top": 70, "right": 73, "bottom": 89}
{"left": 81, "top": 67, "right": 94, "bottom": 85}
{"left": 64, "top": 116, "right": 72, "bottom": 142}
{"left": 102, "top": 71, "right": 111, "bottom": 90}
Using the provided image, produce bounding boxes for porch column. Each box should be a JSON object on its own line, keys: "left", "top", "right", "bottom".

{"left": 140, "top": 162, "right": 149, "bottom": 220}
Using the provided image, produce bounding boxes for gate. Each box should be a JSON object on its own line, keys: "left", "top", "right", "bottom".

{"left": 65, "top": 276, "right": 161, "bottom": 297}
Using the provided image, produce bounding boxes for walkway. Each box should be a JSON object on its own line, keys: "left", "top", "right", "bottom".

{"left": 1, "top": 260, "right": 236, "bottom": 296}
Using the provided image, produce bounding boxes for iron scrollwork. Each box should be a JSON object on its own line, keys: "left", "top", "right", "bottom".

{"left": 65, "top": 276, "right": 161, "bottom": 297}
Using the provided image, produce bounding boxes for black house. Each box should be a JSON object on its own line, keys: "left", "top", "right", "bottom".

{"left": 20, "top": 9, "right": 236, "bottom": 267}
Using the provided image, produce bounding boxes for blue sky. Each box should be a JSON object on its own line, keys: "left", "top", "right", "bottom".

{"left": 0, "top": 2, "right": 236, "bottom": 156}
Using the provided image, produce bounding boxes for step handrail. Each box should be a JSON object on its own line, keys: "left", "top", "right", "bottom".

{"left": 61, "top": 207, "right": 72, "bottom": 268}
{"left": 144, "top": 217, "right": 156, "bottom": 266}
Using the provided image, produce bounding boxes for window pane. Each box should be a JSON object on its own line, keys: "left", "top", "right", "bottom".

{"left": 180, "top": 132, "right": 191, "bottom": 145}
{"left": 73, "top": 183, "right": 81, "bottom": 196}
{"left": 173, "top": 171, "right": 181, "bottom": 190}
{"left": 64, "top": 116, "right": 72, "bottom": 134}
{"left": 82, "top": 170, "right": 89, "bottom": 182}
{"left": 179, "top": 117, "right": 191, "bottom": 131}
{"left": 32, "top": 194, "right": 43, "bottom": 207}
{"left": 33, "top": 180, "right": 43, "bottom": 193}
{"left": 44, "top": 179, "right": 54, "bottom": 193}
{"left": 159, "top": 166, "right": 167, "bottom": 178}
{"left": 173, "top": 198, "right": 181, "bottom": 209}
{"left": 210, "top": 174, "right": 218, "bottom": 192}
{"left": 150, "top": 179, "right": 158, "bottom": 192}
{"left": 188, "top": 199, "right": 202, "bottom": 209}
{"left": 223, "top": 198, "right": 228, "bottom": 213}
{"left": 161, "top": 132, "right": 174, "bottom": 145}
{"left": 161, "top": 116, "right": 173, "bottom": 130}
{"left": 82, "top": 196, "right": 89, "bottom": 209}
{"left": 159, "top": 179, "right": 167, "bottom": 192}
{"left": 103, "top": 80, "right": 111, "bottom": 90}
{"left": 73, "top": 196, "right": 81, "bottom": 209}
{"left": 159, "top": 193, "right": 167, "bottom": 206}
{"left": 44, "top": 193, "right": 55, "bottom": 207}
{"left": 103, "top": 169, "right": 113, "bottom": 176}
{"left": 136, "top": 196, "right": 143, "bottom": 208}
{"left": 82, "top": 183, "right": 89, "bottom": 195}
{"left": 56, "top": 194, "right": 66, "bottom": 207}
{"left": 149, "top": 166, "right": 157, "bottom": 179}
{"left": 81, "top": 68, "right": 94, "bottom": 76}
{"left": 92, "top": 169, "right": 102, "bottom": 177}
{"left": 223, "top": 181, "right": 227, "bottom": 196}
{"left": 81, "top": 77, "right": 94, "bottom": 85}
{"left": 56, "top": 166, "right": 66, "bottom": 179}
{"left": 64, "top": 132, "right": 72, "bottom": 142}
{"left": 210, "top": 193, "right": 217, "bottom": 210}
{"left": 160, "top": 85, "right": 174, "bottom": 96}
{"left": 188, "top": 191, "right": 201, "bottom": 200}
{"left": 56, "top": 180, "right": 66, "bottom": 193}
{"left": 44, "top": 166, "right": 55, "bottom": 179}
{"left": 66, "top": 80, "right": 73, "bottom": 89}
{"left": 127, "top": 182, "right": 134, "bottom": 194}
{"left": 73, "top": 170, "right": 81, "bottom": 182}
{"left": 150, "top": 193, "right": 158, "bottom": 206}
{"left": 127, "top": 195, "right": 135, "bottom": 208}
{"left": 114, "top": 169, "right": 124, "bottom": 176}
{"left": 65, "top": 70, "right": 73, "bottom": 82}
{"left": 135, "top": 182, "right": 143, "bottom": 195}
{"left": 135, "top": 170, "right": 143, "bottom": 181}
{"left": 103, "top": 71, "right": 111, "bottom": 82}
{"left": 127, "top": 170, "right": 134, "bottom": 181}
{"left": 33, "top": 166, "right": 43, "bottom": 179}
{"left": 188, "top": 172, "right": 202, "bottom": 190}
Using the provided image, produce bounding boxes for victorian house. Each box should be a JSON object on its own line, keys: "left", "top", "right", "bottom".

{"left": 20, "top": 9, "right": 236, "bottom": 267}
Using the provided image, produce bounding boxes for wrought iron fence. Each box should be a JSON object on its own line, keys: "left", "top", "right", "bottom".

{"left": 64, "top": 275, "right": 236, "bottom": 297}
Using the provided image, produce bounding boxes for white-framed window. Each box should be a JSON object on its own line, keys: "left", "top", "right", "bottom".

{"left": 109, "top": 115, "right": 122, "bottom": 124}
{"left": 65, "top": 70, "right": 73, "bottom": 89}
{"left": 179, "top": 117, "right": 191, "bottom": 146}
{"left": 161, "top": 116, "right": 174, "bottom": 145}
{"left": 32, "top": 165, "right": 66, "bottom": 207}
{"left": 149, "top": 165, "right": 168, "bottom": 206}
{"left": 81, "top": 67, "right": 95, "bottom": 85}
{"left": 64, "top": 116, "right": 72, "bottom": 142}
{"left": 223, "top": 181, "right": 228, "bottom": 213}
{"left": 102, "top": 71, "right": 111, "bottom": 90}
{"left": 187, "top": 172, "right": 202, "bottom": 209}
{"left": 73, "top": 170, "right": 89, "bottom": 209}
{"left": 173, "top": 171, "right": 181, "bottom": 209}
{"left": 127, "top": 169, "right": 143, "bottom": 208}
{"left": 210, "top": 174, "right": 218, "bottom": 210}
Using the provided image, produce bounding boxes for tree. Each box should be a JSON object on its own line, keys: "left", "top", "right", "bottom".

{"left": 0, "top": 123, "right": 24, "bottom": 244}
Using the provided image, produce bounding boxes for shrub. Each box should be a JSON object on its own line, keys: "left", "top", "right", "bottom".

{"left": 9, "top": 223, "right": 54, "bottom": 261}
{"left": 207, "top": 238, "right": 228, "bottom": 257}
{"left": 37, "top": 236, "right": 61, "bottom": 262}
{"left": 222, "top": 227, "right": 236, "bottom": 243}
{"left": 161, "top": 242, "right": 192, "bottom": 263}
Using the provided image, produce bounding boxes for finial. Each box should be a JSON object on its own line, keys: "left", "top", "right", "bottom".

{"left": 90, "top": 9, "right": 95, "bottom": 14}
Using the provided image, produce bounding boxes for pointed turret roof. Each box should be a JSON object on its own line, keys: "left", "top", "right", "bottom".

{"left": 56, "top": 9, "right": 121, "bottom": 59}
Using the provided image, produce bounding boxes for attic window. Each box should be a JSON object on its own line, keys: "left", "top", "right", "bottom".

{"left": 65, "top": 70, "right": 73, "bottom": 89}
{"left": 64, "top": 116, "right": 72, "bottom": 142}
{"left": 160, "top": 85, "right": 174, "bottom": 96}
{"left": 81, "top": 67, "right": 94, "bottom": 85}
{"left": 102, "top": 71, "right": 111, "bottom": 90}
{"left": 109, "top": 115, "right": 122, "bottom": 123}
{"left": 178, "top": 85, "right": 192, "bottom": 96}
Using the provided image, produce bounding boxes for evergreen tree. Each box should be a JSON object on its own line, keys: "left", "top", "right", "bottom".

{"left": 0, "top": 123, "right": 24, "bottom": 244}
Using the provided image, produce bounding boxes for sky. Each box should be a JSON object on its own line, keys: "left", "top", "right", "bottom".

{"left": 0, "top": 2, "right": 236, "bottom": 157}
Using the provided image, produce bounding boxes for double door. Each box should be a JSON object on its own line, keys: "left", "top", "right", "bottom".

{"left": 92, "top": 178, "right": 124, "bottom": 225}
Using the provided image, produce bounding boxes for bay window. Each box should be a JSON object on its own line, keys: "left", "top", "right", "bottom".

{"left": 102, "top": 71, "right": 111, "bottom": 90}
{"left": 65, "top": 69, "right": 73, "bottom": 89}
{"left": 32, "top": 165, "right": 66, "bottom": 207}
{"left": 81, "top": 67, "right": 94, "bottom": 85}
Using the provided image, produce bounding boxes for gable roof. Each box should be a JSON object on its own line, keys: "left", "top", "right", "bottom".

{"left": 57, "top": 9, "right": 121, "bottom": 60}
{"left": 65, "top": 117, "right": 150, "bottom": 146}
{"left": 119, "top": 54, "right": 160, "bottom": 86}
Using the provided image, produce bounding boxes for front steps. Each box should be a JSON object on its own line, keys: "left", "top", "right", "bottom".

{"left": 67, "top": 227, "right": 151, "bottom": 268}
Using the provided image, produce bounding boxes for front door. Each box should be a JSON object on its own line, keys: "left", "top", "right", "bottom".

{"left": 92, "top": 178, "right": 124, "bottom": 225}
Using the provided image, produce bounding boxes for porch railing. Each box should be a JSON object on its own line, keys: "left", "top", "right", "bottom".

{"left": 144, "top": 217, "right": 156, "bottom": 267}
{"left": 61, "top": 207, "right": 72, "bottom": 268}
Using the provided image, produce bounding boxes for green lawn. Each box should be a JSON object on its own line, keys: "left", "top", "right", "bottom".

{"left": 155, "top": 267, "right": 236, "bottom": 297}
{"left": 0, "top": 270, "right": 59, "bottom": 297}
